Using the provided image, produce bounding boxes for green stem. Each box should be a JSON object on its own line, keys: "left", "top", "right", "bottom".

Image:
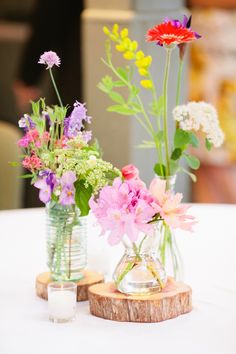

{"left": 163, "top": 48, "right": 172, "bottom": 177}
{"left": 49, "top": 68, "right": 63, "bottom": 107}
{"left": 176, "top": 59, "right": 183, "bottom": 106}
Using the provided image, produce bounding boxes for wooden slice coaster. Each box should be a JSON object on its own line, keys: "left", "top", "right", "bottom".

{"left": 88, "top": 277, "right": 192, "bottom": 322}
{"left": 36, "top": 270, "right": 104, "bottom": 302}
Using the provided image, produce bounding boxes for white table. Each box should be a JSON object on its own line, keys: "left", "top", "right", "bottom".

{"left": 0, "top": 204, "right": 235, "bottom": 354}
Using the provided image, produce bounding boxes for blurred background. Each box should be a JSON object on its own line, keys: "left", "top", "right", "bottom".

{"left": 0, "top": 0, "right": 236, "bottom": 210}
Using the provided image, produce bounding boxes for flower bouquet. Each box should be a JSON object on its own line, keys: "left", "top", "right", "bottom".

{"left": 98, "top": 16, "right": 225, "bottom": 279}
{"left": 90, "top": 164, "right": 196, "bottom": 295}
{"left": 17, "top": 51, "right": 120, "bottom": 281}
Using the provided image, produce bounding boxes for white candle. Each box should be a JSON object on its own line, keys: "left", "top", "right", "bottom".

{"left": 48, "top": 283, "right": 77, "bottom": 323}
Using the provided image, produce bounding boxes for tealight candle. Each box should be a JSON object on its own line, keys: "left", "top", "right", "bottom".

{"left": 48, "top": 282, "right": 77, "bottom": 323}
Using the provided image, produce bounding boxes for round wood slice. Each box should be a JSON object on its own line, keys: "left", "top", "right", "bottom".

{"left": 36, "top": 270, "right": 104, "bottom": 302}
{"left": 88, "top": 277, "right": 192, "bottom": 322}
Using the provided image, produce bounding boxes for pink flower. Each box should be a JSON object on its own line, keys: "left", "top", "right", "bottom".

{"left": 38, "top": 51, "right": 61, "bottom": 69}
{"left": 89, "top": 177, "right": 156, "bottom": 245}
{"left": 121, "top": 164, "right": 139, "bottom": 180}
{"left": 17, "top": 135, "right": 30, "bottom": 148}
{"left": 22, "top": 155, "right": 42, "bottom": 171}
{"left": 149, "top": 177, "right": 197, "bottom": 231}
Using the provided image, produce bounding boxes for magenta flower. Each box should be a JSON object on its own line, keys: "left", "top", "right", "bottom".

{"left": 34, "top": 177, "right": 52, "bottom": 204}
{"left": 38, "top": 51, "right": 61, "bottom": 69}
{"left": 89, "top": 177, "right": 156, "bottom": 245}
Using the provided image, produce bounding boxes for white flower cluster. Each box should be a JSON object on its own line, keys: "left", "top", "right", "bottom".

{"left": 173, "top": 101, "right": 225, "bottom": 148}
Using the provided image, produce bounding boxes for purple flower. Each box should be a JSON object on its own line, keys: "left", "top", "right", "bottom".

{"left": 81, "top": 130, "right": 92, "bottom": 143}
{"left": 59, "top": 185, "right": 75, "bottom": 205}
{"left": 64, "top": 101, "right": 92, "bottom": 138}
{"left": 42, "top": 111, "right": 51, "bottom": 126}
{"left": 34, "top": 178, "right": 52, "bottom": 204}
{"left": 18, "top": 114, "right": 35, "bottom": 131}
{"left": 39, "top": 170, "right": 57, "bottom": 191}
{"left": 38, "top": 51, "right": 61, "bottom": 69}
{"left": 59, "top": 171, "right": 77, "bottom": 205}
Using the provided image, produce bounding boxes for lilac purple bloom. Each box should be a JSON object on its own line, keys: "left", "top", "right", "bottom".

{"left": 59, "top": 171, "right": 77, "bottom": 205}
{"left": 64, "top": 101, "right": 92, "bottom": 139}
{"left": 34, "top": 177, "right": 52, "bottom": 204}
{"left": 38, "top": 51, "right": 61, "bottom": 69}
{"left": 18, "top": 114, "right": 35, "bottom": 131}
{"left": 81, "top": 130, "right": 92, "bottom": 143}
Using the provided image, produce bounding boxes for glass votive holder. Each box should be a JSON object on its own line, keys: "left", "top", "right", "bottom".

{"left": 48, "top": 282, "right": 77, "bottom": 323}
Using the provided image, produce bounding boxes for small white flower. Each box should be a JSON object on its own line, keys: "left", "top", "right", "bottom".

{"left": 173, "top": 101, "right": 225, "bottom": 148}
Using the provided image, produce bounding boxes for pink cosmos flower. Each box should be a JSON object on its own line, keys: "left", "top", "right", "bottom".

{"left": 38, "top": 51, "right": 61, "bottom": 69}
{"left": 149, "top": 177, "right": 196, "bottom": 231}
{"left": 121, "top": 164, "right": 140, "bottom": 180}
{"left": 89, "top": 177, "right": 156, "bottom": 245}
{"left": 22, "top": 155, "right": 42, "bottom": 171}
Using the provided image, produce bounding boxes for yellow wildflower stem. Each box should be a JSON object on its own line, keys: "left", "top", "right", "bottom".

{"left": 163, "top": 48, "right": 172, "bottom": 177}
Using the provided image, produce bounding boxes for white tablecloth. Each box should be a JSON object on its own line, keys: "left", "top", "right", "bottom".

{"left": 0, "top": 204, "right": 235, "bottom": 354}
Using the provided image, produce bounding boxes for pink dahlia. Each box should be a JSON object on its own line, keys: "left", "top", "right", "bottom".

{"left": 89, "top": 177, "right": 156, "bottom": 245}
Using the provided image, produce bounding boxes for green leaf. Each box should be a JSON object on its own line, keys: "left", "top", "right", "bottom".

{"left": 189, "top": 132, "right": 199, "bottom": 148}
{"left": 174, "top": 129, "right": 191, "bottom": 148}
{"left": 183, "top": 154, "right": 200, "bottom": 170}
{"left": 97, "top": 82, "right": 110, "bottom": 94}
{"left": 104, "top": 170, "right": 120, "bottom": 182}
{"left": 155, "top": 130, "right": 164, "bottom": 143}
{"left": 170, "top": 160, "right": 179, "bottom": 175}
{"left": 17, "top": 174, "right": 34, "bottom": 179}
{"left": 180, "top": 167, "right": 197, "bottom": 182}
{"left": 108, "top": 91, "right": 125, "bottom": 105}
{"left": 9, "top": 161, "right": 20, "bottom": 167}
{"left": 205, "top": 138, "right": 213, "bottom": 151}
{"left": 171, "top": 148, "right": 182, "bottom": 160}
{"left": 117, "top": 67, "right": 128, "bottom": 82}
{"left": 113, "top": 80, "right": 126, "bottom": 87}
{"left": 74, "top": 180, "right": 93, "bottom": 217}
{"left": 154, "top": 163, "right": 166, "bottom": 176}
{"left": 137, "top": 140, "right": 156, "bottom": 149}
{"left": 131, "top": 102, "right": 142, "bottom": 113}
{"left": 107, "top": 105, "right": 135, "bottom": 115}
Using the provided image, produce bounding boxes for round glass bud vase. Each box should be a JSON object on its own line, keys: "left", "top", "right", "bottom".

{"left": 156, "top": 174, "right": 184, "bottom": 281}
{"left": 46, "top": 202, "right": 87, "bottom": 281}
{"left": 113, "top": 224, "right": 167, "bottom": 295}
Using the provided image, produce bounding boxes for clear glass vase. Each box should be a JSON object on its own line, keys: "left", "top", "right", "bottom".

{"left": 156, "top": 174, "right": 184, "bottom": 281}
{"left": 113, "top": 224, "right": 167, "bottom": 295}
{"left": 46, "top": 202, "right": 87, "bottom": 281}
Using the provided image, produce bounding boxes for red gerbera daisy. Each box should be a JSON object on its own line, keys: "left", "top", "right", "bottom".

{"left": 146, "top": 21, "right": 197, "bottom": 47}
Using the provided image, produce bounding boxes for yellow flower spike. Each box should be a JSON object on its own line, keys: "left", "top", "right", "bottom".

{"left": 142, "top": 56, "right": 152, "bottom": 67}
{"left": 135, "top": 59, "right": 143, "bottom": 68}
{"left": 120, "top": 28, "right": 129, "bottom": 39}
{"left": 123, "top": 37, "right": 131, "bottom": 50}
{"left": 140, "top": 80, "right": 153, "bottom": 89}
{"left": 103, "top": 26, "right": 110, "bottom": 36}
{"left": 138, "top": 68, "right": 148, "bottom": 77}
{"left": 116, "top": 44, "right": 125, "bottom": 52}
{"left": 131, "top": 41, "right": 138, "bottom": 52}
{"left": 112, "top": 24, "right": 119, "bottom": 37}
{"left": 136, "top": 50, "right": 145, "bottom": 60}
{"left": 123, "top": 51, "right": 135, "bottom": 60}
